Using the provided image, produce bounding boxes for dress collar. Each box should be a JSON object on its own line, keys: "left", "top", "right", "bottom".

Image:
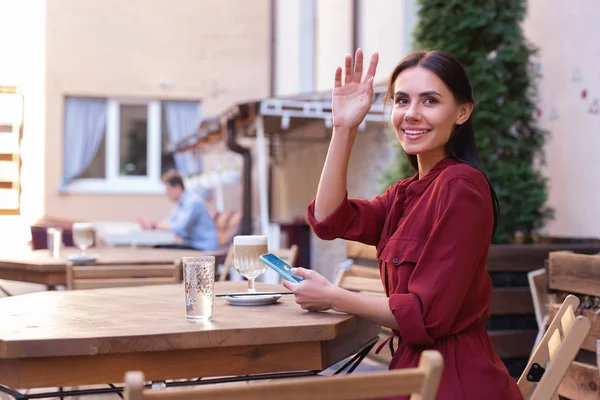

{"left": 404, "top": 157, "right": 459, "bottom": 196}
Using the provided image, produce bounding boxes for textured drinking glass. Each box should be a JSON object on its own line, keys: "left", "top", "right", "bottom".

{"left": 183, "top": 256, "right": 215, "bottom": 323}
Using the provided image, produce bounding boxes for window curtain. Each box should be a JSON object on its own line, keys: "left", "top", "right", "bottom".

{"left": 61, "top": 97, "right": 107, "bottom": 186}
{"left": 164, "top": 101, "right": 202, "bottom": 177}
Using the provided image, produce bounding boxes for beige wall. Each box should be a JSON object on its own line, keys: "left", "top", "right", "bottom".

{"left": 44, "top": 0, "right": 271, "bottom": 222}
{"left": 524, "top": 0, "right": 600, "bottom": 237}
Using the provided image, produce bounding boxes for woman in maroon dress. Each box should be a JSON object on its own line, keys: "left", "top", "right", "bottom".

{"left": 281, "top": 49, "right": 524, "bottom": 399}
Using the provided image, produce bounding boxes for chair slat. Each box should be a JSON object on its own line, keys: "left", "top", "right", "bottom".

{"left": 560, "top": 305, "right": 575, "bottom": 335}
{"left": 124, "top": 350, "right": 444, "bottom": 400}
{"left": 548, "top": 329, "right": 561, "bottom": 360}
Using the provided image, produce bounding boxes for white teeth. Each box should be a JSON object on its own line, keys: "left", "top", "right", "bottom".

{"left": 404, "top": 129, "right": 429, "bottom": 135}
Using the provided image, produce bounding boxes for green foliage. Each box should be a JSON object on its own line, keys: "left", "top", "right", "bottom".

{"left": 379, "top": 0, "right": 554, "bottom": 244}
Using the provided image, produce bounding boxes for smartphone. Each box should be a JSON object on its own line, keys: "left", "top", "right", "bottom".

{"left": 259, "top": 253, "right": 306, "bottom": 283}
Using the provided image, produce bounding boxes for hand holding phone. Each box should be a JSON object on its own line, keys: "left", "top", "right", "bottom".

{"left": 258, "top": 253, "right": 306, "bottom": 283}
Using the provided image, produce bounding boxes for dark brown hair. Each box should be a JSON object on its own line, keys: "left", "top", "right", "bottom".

{"left": 161, "top": 169, "right": 185, "bottom": 189}
{"left": 387, "top": 50, "right": 499, "bottom": 236}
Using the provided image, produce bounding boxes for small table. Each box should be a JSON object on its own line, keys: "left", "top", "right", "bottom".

{"left": 0, "top": 282, "right": 380, "bottom": 399}
{"left": 0, "top": 247, "right": 227, "bottom": 287}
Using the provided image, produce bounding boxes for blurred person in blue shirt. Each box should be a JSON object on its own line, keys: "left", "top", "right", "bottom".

{"left": 138, "top": 170, "right": 220, "bottom": 251}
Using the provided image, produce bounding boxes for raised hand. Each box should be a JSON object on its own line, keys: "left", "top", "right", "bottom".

{"left": 331, "top": 48, "right": 379, "bottom": 129}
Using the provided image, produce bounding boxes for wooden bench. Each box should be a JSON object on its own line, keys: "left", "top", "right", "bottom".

{"left": 124, "top": 349, "right": 444, "bottom": 400}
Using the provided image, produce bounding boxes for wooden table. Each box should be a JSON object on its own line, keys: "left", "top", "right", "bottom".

{"left": 97, "top": 230, "right": 176, "bottom": 247}
{"left": 0, "top": 282, "right": 379, "bottom": 394}
{"left": 0, "top": 247, "right": 227, "bottom": 287}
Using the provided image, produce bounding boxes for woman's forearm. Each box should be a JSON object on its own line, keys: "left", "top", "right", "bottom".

{"left": 330, "top": 286, "right": 399, "bottom": 330}
{"left": 313, "top": 127, "right": 357, "bottom": 221}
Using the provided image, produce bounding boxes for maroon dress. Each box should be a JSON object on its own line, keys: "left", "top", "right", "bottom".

{"left": 307, "top": 158, "right": 523, "bottom": 400}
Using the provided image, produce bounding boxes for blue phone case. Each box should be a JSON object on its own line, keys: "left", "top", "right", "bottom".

{"left": 258, "top": 253, "right": 306, "bottom": 283}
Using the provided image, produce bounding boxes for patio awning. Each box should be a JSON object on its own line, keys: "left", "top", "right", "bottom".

{"left": 167, "top": 83, "right": 389, "bottom": 154}
{"left": 166, "top": 84, "right": 390, "bottom": 238}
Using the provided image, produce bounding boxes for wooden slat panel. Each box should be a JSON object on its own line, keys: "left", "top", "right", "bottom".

{"left": 549, "top": 305, "right": 599, "bottom": 353}
{"left": 488, "top": 244, "right": 600, "bottom": 272}
{"left": 488, "top": 330, "right": 537, "bottom": 359}
{"left": 339, "top": 276, "right": 385, "bottom": 294}
{"left": 347, "top": 241, "right": 600, "bottom": 272}
{"left": 347, "top": 241, "right": 377, "bottom": 260}
{"left": 345, "top": 264, "right": 380, "bottom": 279}
{"left": 548, "top": 252, "right": 600, "bottom": 296}
{"left": 74, "top": 277, "right": 179, "bottom": 290}
{"left": 73, "top": 265, "right": 177, "bottom": 279}
{"left": 490, "top": 287, "right": 534, "bottom": 315}
{"left": 558, "top": 361, "right": 600, "bottom": 400}
{"left": 0, "top": 342, "right": 323, "bottom": 389}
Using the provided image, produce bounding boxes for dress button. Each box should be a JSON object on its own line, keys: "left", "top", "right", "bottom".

{"left": 392, "top": 257, "right": 399, "bottom": 264}
{"left": 407, "top": 188, "right": 413, "bottom": 195}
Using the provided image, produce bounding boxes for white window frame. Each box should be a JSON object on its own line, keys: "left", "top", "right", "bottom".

{"left": 63, "top": 99, "right": 166, "bottom": 195}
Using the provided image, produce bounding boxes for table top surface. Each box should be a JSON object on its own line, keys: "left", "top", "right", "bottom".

{"left": 0, "top": 282, "right": 371, "bottom": 359}
{"left": 0, "top": 247, "right": 226, "bottom": 271}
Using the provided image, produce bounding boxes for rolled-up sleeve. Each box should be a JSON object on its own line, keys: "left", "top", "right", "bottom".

{"left": 306, "top": 185, "right": 395, "bottom": 246}
{"left": 390, "top": 177, "right": 493, "bottom": 346}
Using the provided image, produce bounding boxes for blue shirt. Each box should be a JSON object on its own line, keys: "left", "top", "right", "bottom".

{"left": 167, "top": 191, "right": 220, "bottom": 251}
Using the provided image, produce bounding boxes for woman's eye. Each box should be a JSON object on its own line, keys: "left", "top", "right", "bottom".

{"left": 395, "top": 97, "right": 408, "bottom": 105}
{"left": 423, "top": 97, "right": 437, "bottom": 104}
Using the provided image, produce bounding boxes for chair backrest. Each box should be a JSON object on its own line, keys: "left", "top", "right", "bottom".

{"left": 517, "top": 294, "right": 591, "bottom": 400}
{"left": 124, "top": 349, "right": 443, "bottom": 400}
{"left": 218, "top": 245, "right": 299, "bottom": 282}
{"left": 215, "top": 211, "right": 242, "bottom": 249}
{"left": 335, "top": 263, "right": 383, "bottom": 296}
{"left": 528, "top": 268, "right": 553, "bottom": 330}
{"left": 66, "top": 263, "right": 180, "bottom": 290}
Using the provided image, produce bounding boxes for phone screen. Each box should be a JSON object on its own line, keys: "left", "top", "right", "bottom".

{"left": 260, "top": 253, "right": 306, "bottom": 282}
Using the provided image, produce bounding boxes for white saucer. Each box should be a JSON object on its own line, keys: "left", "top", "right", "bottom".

{"left": 67, "top": 254, "right": 98, "bottom": 264}
{"left": 224, "top": 294, "right": 282, "bottom": 306}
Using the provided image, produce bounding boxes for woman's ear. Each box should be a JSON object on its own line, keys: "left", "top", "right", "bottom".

{"left": 456, "top": 102, "right": 474, "bottom": 125}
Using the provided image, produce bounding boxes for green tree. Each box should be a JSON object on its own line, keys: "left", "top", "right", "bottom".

{"left": 380, "top": 0, "right": 553, "bottom": 244}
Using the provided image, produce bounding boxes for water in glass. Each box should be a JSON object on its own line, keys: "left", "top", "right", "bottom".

{"left": 183, "top": 256, "right": 215, "bottom": 323}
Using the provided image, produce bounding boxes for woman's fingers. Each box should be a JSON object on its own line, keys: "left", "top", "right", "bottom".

{"left": 353, "top": 48, "right": 363, "bottom": 83}
{"left": 333, "top": 66, "right": 342, "bottom": 88}
{"left": 364, "top": 52, "right": 379, "bottom": 82}
{"left": 343, "top": 54, "right": 353, "bottom": 84}
{"left": 336, "top": 51, "right": 377, "bottom": 88}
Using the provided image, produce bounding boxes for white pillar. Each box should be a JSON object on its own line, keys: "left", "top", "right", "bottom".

{"left": 255, "top": 115, "right": 270, "bottom": 237}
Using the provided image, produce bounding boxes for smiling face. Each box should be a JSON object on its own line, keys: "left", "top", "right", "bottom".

{"left": 391, "top": 66, "right": 472, "bottom": 163}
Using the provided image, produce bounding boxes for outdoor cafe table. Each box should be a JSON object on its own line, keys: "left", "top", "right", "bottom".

{"left": 0, "top": 247, "right": 227, "bottom": 288}
{"left": 0, "top": 281, "right": 380, "bottom": 398}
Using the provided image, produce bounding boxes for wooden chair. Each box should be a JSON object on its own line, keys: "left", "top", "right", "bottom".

{"left": 215, "top": 211, "right": 242, "bottom": 249}
{"left": 124, "top": 349, "right": 443, "bottom": 400}
{"left": 219, "top": 245, "right": 299, "bottom": 282}
{"left": 334, "top": 263, "right": 393, "bottom": 364}
{"left": 66, "top": 263, "right": 180, "bottom": 290}
{"left": 517, "top": 294, "right": 591, "bottom": 400}
{"left": 528, "top": 267, "right": 558, "bottom": 354}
